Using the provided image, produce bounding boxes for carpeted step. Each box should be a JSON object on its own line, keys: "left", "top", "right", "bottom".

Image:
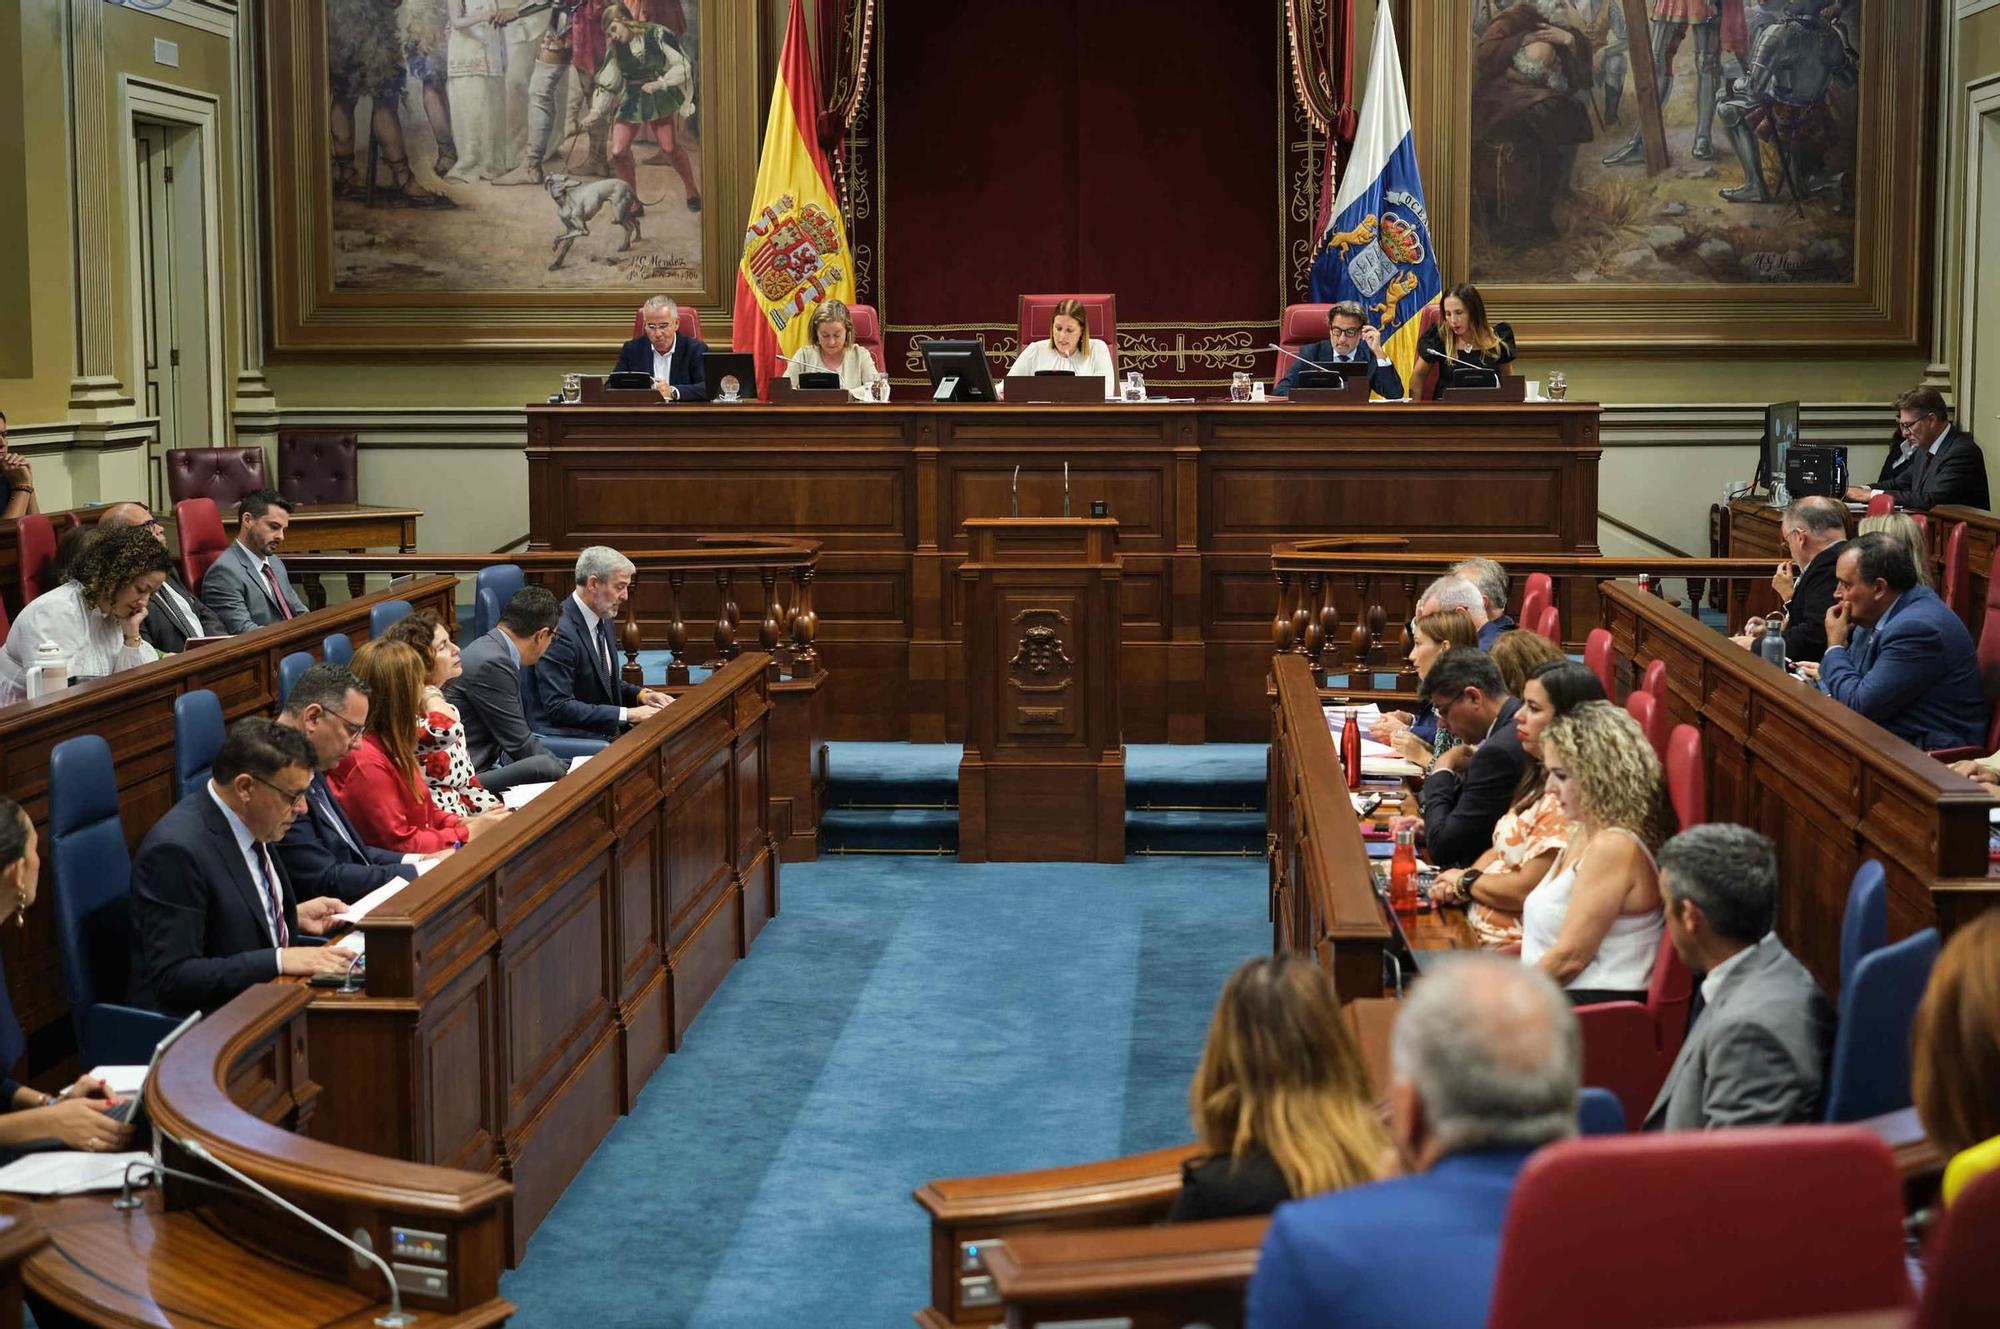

{"left": 819, "top": 805, "right": 957, "bottom": 855}
{"left": 1124, "top": 806, "right": 1266, "bottom": 856}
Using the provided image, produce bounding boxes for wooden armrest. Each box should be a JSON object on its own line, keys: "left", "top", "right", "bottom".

{"left": 914, "top": 1143, "right": 1201, "bottom": 1226}
{"left": 984, "top": 1216, "right": 1268, "bottom": 1314}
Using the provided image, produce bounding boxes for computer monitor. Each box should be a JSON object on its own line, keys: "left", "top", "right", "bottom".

{"left": 1761, "top": 401, "right": 1801, "bottom": 498}
{"left": 920, "top": 339, "right": 1001, "bottom": 402}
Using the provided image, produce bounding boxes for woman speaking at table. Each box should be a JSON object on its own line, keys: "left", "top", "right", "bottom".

{"left": 1414, "top": 283, "right": 1516, "bottom": 400}
{"left": 1008, "top": 298, "right": 1117, "bottom": 398}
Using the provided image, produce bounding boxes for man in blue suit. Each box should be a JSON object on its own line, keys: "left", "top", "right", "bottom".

{"left": 1819, "top": 532, "right": 1986, "bottom": 750}
{"left": 611, "top": 295, "right": 709, "bottom": 401}
{"left": 537, "top": 545, "right": 676, "bottom": 741}
{"left": 270, "top": 662, "right": 427, "bottom": 904}
{"left": 1248, "top": 955, "right": 1581, "bottom": 1329}
{"left": 1274, "top": 301, "right": 1405, "bottom": 400}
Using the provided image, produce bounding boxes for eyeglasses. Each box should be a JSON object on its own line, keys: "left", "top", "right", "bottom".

{"left": 250, "top": 774, "right": 312, "bottom": 807}
{"left": 319, "top": 705, "right": 366, "bottom": 739}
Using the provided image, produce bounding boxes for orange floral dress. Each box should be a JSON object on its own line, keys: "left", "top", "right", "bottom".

{"left": 1469, "top": 784, "right": 1572, "bottom": 949}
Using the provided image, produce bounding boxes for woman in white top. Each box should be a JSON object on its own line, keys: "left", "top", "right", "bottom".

{"left": 0, "top": 523, "right": 168, "bottom": 705}
{"left": 1008, "top": 298, "right": 1116, "bottom": 398}
{"left": 785, "top": 300, "right": 885, "bottom": 402}
{"left": 1520, "top": 701, "right": 1675, "bottom": 1005}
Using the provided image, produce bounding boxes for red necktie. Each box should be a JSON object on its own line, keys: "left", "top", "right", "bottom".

{"left": 263, "top": 563, "right": 294, "bottom": 619}
{"left": 258, "top": 846, "right": 290, "bottom": 947}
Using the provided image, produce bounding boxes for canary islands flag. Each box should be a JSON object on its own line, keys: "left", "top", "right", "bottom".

{"left": 1307, "top": 12, "right": 1439, "bottom": 399}
{"left": 731, "top": 0, "right": 854, "bottom": 400}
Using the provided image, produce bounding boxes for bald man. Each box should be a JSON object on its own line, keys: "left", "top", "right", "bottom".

{"left": 98, "top": 501, "right": 227, "bottom": 652}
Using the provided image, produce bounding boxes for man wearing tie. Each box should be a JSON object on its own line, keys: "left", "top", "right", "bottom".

{"left": 611, "top": 294, "right": 710, "bottom": 402}
{"left": 1843, "top": 387, "right": 1989, "bottom": 512}
{"left": 97, "top": 501, "right": 227, "bottom": 651}
{"left": 1275, "top": 301, "right": 1406, "bottom": 400}
{"left": 1819, "top": 533, "right": 1986, "bottom": 751}
{"left": 536, "top": 545, "right": 675, "bottom": 742}
{"left": 199, "top": 489, "right": 309, "bottom": 632}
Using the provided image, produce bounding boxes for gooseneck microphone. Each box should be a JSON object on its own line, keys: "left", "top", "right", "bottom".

{"left": 1011, "top": 465, "right": 1020, "bottom": 518}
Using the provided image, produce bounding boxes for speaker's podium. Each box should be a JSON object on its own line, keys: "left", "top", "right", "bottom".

{"left": 958, "top": 517, "right": 1125, "bottom": 862}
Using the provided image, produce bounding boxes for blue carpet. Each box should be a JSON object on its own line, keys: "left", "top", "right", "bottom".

{"left": 499, "top": 853, "right": 1269, "bottom": 1328}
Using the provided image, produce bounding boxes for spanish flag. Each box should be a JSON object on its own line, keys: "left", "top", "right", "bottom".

{"left": 731, "top": 0, "right": 854, "bottom": 400}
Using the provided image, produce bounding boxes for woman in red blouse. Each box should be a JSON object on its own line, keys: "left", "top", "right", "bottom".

{"left": 330, "top": 639, "right": 511, "bottom": 852}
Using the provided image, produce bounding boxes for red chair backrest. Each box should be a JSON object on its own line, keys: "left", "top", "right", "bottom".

{"left": 1533, "top": 602, "right": 1561, "bottom": 643}
{"left": 1017, "top": 293, "right": 1117, "bottom": 371}
{"left": 1665, "top": 723, "right": 1705, "bottom": 828}
{"left": 631, "top": 303, "right": 704, "bottom": 344}
{"left": 1486, "top": 1128, "right": 1914, "bottom": 1329}
{"left": 1918, "top": 1165, "right": 2000, "bottom": 1328}
{"left": 1640, "top": 657, "right": 1666, "bottom": 706}
{"left": 0, "top": 592, "right": 11, "bottom": 647}
{"left": 16, "top": 513, "right": 57, "bottom": 604}
{"left": 1865, "top": 490, "right": 1895, "bottom": 517}
{"left": 175, "top": 497, "right": 230, "bottom": 591}
{"left": 1625, "top": 690, "right": 1670, "bottom": 761}
{"left": 848, "top": 303, "right": 886, "bottom": 373}
{"left": 1278, "top": 303, "right": 1334, "bottom": 364}
{"left": 1941, "top": 521, "right": 1970, "bottom": 623}
{"left": 1584, "top": 628, "right": 1615, "bottom": 698}
{"left": 1519, "top": 588, "right": 1549, "bottom": 639}
{"left": 1522, "top": 570, "right": 1553, "bottom": 610}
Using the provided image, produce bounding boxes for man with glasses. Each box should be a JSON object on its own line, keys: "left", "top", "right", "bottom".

{"left": 270, "top": 663, "right": 432, "bottom": 904}
{"left": 1417, "top": 648, "right": 1527, "bottom": 869}
{"left": 1731, "top": 495, "right": 1847, "bottom": 664}
{"left": 132, "top": 717, "right": 356, "bottom": 1015}
{"left": 1844, "top": 387, "right": 1987, "bottom": 512}
{"left": 1274, "top": 301, "right": 1405, "bottom": 400}
{"left": 97, "top": 501, "right": 227, "bottom": 652}
{"left": 611, "top": 294, "right": 710, "bottom": 402}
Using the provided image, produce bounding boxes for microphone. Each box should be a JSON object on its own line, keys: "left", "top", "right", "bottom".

{"left": 1063, "top": 462, "right": 1070, "bottom": 518}
{"left": 179, "top": 1136, "right": 420, "bottom": 1328}
{"left": 1267, "top": 342, "right": 1316, "bottom": 369}
{"left": 1011, "top": 465, "right": 1020, "bottom": 518}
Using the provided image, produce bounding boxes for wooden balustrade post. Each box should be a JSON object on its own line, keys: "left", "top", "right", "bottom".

{"left": 666, "top": 570, "right": 690, "bottom": 685}
{"left": 1399, "top": 576, "right": 1421, "bottom": 686}
{"left": 1273, "top": 572, "right": 1297, "bottom": 654}
{"left": 1302, "top": 573, "right": 1326, "bottom": 674}
{"left": 1366, "top": 587, "right": 1387, "bottom": 666}
{"left": 766, "top": 568, "right": 792, "bottom": 672}
{"left": 619, "top": 613, "right": 644, "bottom": 687}
{"left": 713, "top": 569, "right": 739, "bottom": 661}
{"left": 758, "top": 569, "right": 783, "bottom": 678}
{"left": 796, "top": 568, "right": 818, "bottom": 674}
{"left": 1290, "top": 573, "right": 1312, "bottom": 658}
{"left": 1317, "top": 575, "right": 1340, "bottom": 677}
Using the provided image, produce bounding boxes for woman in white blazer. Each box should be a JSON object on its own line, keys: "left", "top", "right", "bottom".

{"left": 1008, "top": 297, "right": 1116, "bottom": 398}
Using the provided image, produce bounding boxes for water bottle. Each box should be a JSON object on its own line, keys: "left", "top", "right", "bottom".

{"left": 1341, "top": 707, "right": 1363, "bottom": 791}
{"left": 1389, "top": 827, "right": 1419, "bottom": 924}
{"left": 1758, "top": 618, "right": 1786, "bottom": 668}
{"left": 25, "top": 640, "right": 70, "bottom": 700}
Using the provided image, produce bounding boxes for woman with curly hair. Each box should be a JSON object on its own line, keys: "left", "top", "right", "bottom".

{"left": 0, "top": 523, "right": 168, "bottom": 704}
{"left": 1521, "top": 701, "right": 1677, "bottom": 1004}
{"left": 1171, "top": 954, "right": 1387, "bottom": 1222}
{"left": 379, "top": 609, "right": 502, "bottom": 818}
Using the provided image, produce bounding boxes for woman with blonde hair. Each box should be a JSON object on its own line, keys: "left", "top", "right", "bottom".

{"left": 1488, "top": 629, "right": 1566, "bottom": 699}
{"left": 786, "top": 299, "right": 886, "bottom": 402}
{"left": 1911, "top": 910, "right": 2000, "bottom": 1206}
{"left": 1521, "top": 701, "right": 1676, "bottom": 1004}
{"left": 1007, "top": 297, "right": 1117, "bottom": 398}
{"left": 1414, "top": 282, "right": 1515, "bottom": 400}
{"left": 330, "top": 639, "right": 510, "bottom": 852}
{"left": 1171, "top": 954, "right": 1387, "bottom": 1222}
{"left": 1856, "top": 512, "right": 1933, "bottom": 588}
{"left": 1381, "top": 610, "right": 1481, "bottom": 767}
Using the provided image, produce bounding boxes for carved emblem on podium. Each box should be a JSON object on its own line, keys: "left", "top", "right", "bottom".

{"left": 1008, "top": 610, "right": 1073, "bottom": 694}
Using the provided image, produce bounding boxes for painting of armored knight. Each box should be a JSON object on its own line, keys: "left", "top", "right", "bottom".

{"left": 325, "top": 0, "right": 706, "bottom": 290}
{"left": 1467, "top": 0, "right": 1861, "bottom": 285}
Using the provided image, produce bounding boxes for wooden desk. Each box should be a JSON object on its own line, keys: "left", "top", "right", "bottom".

{"left": 525, "top": 399, "right": 1602, "bottom": 743}
{"left": 0, "top": 1216, "right": 41, "bottom": 1329}
{"left": 981, "top": 1216, "right": 1266, "bottom": 1329}
{"left": 305, "top": 653, "right": 778, "bottom": 1261}
{"left": 0, "top": 576, "right": 459, "bottom": 1072}
{"left": 1600, "top": 581, "right": 1998, "bottom": 989}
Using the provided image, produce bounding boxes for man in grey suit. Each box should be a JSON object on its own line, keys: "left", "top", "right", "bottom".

{"left": 1646, "top": 824, "right": 1835, "bottom": 1130}
{"left": 444, "top": 585, "right": 571, "bottom": 794}
{"left": 200, "top": 489, "right": 308, "bottom": 633}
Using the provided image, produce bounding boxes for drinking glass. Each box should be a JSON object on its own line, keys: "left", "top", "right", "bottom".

{"left": 1546, "top": 370, "right": 1568, "bottom": 402}
{"left": 561, "top": 373, "right": 583, "bottom": 405}
{"left": 870, "top": 375, "right": 891, "bottom": 403}
{"left": 1122, "top": 370, "right": 1146, "bottom": 403}
{"left": 1230, "top": 372, "right": 1251, "bottom": 403}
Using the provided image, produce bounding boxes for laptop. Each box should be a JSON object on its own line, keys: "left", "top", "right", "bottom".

{"left": 9, "top": 1010, "right": 200, "bottom": 1153}
{"left": 704, "top": 352, "right": 759, "bottom": 401}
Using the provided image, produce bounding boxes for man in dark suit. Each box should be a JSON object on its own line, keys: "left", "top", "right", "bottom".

{"left": 1417, "top": 649, "right": 1527, "bottom": 867}
{"left": 1647, "top": 825, "right": 1833, "bottom": 1130}
{"left": 1820, "top": 533, "right": 1987, "bottom": 750}
{"left": 1845, "top": 387, "right": 1988, "bottom": 512}
{"left": 1247, "top": 955, "right": 1580, "bottom": 1328}
{"left": 611, "top": 295, "right": 709, "bottom": 401}
{"left": 536, "top": 546, "right": 676, "bottom": 741}
{"left": 200, "top": 489, "right": 309, "bottom": 632}
{"left": 1274, "top": 301, "right": 1405, "bottom": 400}
{"left": 270, "top": 662, "right": 426, "bottom": 904}
{"left": 97, "top": 501, "right": 227, "bottom": 651}
{"left": 1734, "top": 495, "right": 1848, "bottom": 663}
{"left": 1451, "top": 558, "right": 1516, "bottom": 648}
{"left": 131, "top": 718, "right": 355, "bottom": 1014}
{"left": 447, "top": 585, "right": 573, "bottom": 793}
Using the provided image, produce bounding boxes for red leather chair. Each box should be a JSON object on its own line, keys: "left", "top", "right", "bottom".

{"left": 1521, "top": 570, "right": 1553, "bottom": 613}
{"left": 1639, "top": 656, "right": 1666, "bottom": 708}
{"left": 1533, "top": 602, "right": 1561, "bottom": 643}
{"left": 0, "top": 594, "right": 10, "bottom": 647}
{"left": 1941, "top": 520, "right": 1970, "bottom": 623}
{"left": 630, "top": 304, "right": 705, "bottom": 344}
{"left": 1918, "top": 1166, "right": 2000, "bottom": 1329}
{"left": 165, "top": 447, "right": 268, "bottom": 509}
{"left": 277, "top": 429, "right": 358, "bottom": 506}
{"left": 1928, "top": 542, "right": 2000, "bottom": 763}
{"left": 1277, "top": 303, "right": 1334, "bottom": 368}
{"left": 1665, "top": 723, "right": 1705, "bottom": 829}
{"left": 175, "top": 497, "right": 230, "bottom": 591}
{"left": 1017, "top": 293, "right": 1117, "bottom": 369}
{"left": 1519, "top": 587, "right": 1549, "bottom": 640}
{"left": 1486, "top": 1128, "right": 1914, "bottom": 1329}
{"left": 16, "top": 513, "right": 58, "bottom": 605}
{"left": 1583, "top": 628, "right": 1615, "bottom": 698}
{"left": 1575, "top": 929, "right": 1696, "bottom": 1130}
{"left": 1865, "top": 490, "right": 1896, "bottom": 517}
{"left": 1909, "top": 512, "right": 1930, "bottom": 538}
{"left": 1625, "top": 689, "right": 1670, "bottom": 762}
{"left": 848, "top": 303, "right": 887, "bottom": 373}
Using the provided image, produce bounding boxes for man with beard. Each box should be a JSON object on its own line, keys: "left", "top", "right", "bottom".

{"left": 1472, "top": 2, "right": 1596, "bottom": 247}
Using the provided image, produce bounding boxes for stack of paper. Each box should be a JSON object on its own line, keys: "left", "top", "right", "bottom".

{"left": 334, "top": 879, "right": 408, "bottom": 924}
{"left": 568, "top": 753, "right": 594, "bottom": 772}
{"left": 1324, "top": 704, "right": 1425, "bottom": 778}
{"left": 0, "top": 1151, "right": 152, "bottom": 1195}
{"left": 502, "top": 782, "right": 555, "bottom": 810}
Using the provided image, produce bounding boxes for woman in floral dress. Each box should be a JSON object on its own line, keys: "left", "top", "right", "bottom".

{"left": 380, "top": 610, "right": 503, "bottom": 818}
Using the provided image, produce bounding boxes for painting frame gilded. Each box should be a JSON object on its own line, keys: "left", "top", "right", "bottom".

{"left": 1408, "top": 0, "right": 1932, "bottom": 352}
{"left": 259, "top": 0, "right": 761, "bottom": 356}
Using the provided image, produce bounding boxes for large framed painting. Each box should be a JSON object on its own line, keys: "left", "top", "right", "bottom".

{"left": 1409, "top": 1, "right": 1931, "bottom": 351}
{"left": 261, "top": 0, "right": 760, "bottom": 354}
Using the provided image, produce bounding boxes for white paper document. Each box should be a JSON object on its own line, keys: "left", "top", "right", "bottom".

{"left": 502, "top": 781, "right": 556, "bottom": 809}
{"left": 568, "top": 753, "right": 594, "bottom": 772}
{"left": 0, "top": 1150, "right": 153, "bottom": 1195}
{"left": 333, "top": 932, "right": 366, "bottom": 956}
{"left": 335, "top": 879, "right": 408, "bottom": 924}
{"left": 85, "top": 1065, "right": 149, "bottom": 1097}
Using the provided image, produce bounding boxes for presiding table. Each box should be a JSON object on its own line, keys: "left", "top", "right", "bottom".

{"left": 525, "top": 399, "right": 1602, "bottom": 743}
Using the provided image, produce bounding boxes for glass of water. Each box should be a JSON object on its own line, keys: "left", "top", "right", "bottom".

{"left": 871, "top": 375, "right": 891, "bottom": 403}
{"left": 561, "top": 373, "right": 582, "bottom": 404}
{"left": 1546, "top": 370, "right": 1568, "bottom": 402}
{"left": 1122, "top": 370, "right": 1146, "bottom": 403}
{"left": 1230, "top": 371, "right": 1251, "bottom": 403}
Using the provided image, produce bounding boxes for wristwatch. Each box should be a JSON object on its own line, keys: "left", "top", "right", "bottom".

{"left": 1455, "top": 868, "right": 1483, "bottom": 905}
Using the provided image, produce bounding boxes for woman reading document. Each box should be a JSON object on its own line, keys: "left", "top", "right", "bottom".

{"left": 1008, "top": 298, "right": 1116, "bottom": 398}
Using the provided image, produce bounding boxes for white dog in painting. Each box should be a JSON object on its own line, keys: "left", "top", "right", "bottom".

{"left": 544, "top": 172, "right": 643, "bottom": 270}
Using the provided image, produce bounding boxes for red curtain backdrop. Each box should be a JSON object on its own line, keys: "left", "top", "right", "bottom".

{"left": 853, "top": 1, "right": 1317, "bottom": 389}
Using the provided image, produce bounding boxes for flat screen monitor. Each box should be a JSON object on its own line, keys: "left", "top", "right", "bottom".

{"left": 1762, "top": 401, "right": 1801, "bottom": 496}
{"left": 920, "top": 339, "right": 1000, "bottom": 402}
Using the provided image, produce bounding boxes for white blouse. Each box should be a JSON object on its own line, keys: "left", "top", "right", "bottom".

{"left": 0, "top": 581, "right": 158, "bottom": 705}
{"left": 785, "top": 342, "right": 883, "bottom": 401}
{"left": 1008, "top": 339, "right": 1117, "bottom": 398}
{"left": 1519, "top": 826, "right": 1664, "bottom": 994}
